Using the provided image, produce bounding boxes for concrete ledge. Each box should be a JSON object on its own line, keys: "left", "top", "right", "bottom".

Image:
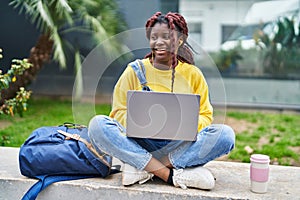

{"left": 1, "top": 147, "right": 299, "bottom": 200}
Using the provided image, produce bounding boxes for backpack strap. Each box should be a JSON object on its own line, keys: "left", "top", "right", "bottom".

{"left": 21, "top": 175, "right": 94, "bottom": 200}
{"left": 21, "top": 166, "right": 121, "bottom": 200}
{"left": 57, "top": 130, "right": 111, "bottom": 167}
{"left": 129, "top": 59, "right": 151, "bottom": 91}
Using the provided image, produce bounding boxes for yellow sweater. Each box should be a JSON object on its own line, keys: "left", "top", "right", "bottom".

{"left": 109, "top": 58, "right": 213, "bottom": 132}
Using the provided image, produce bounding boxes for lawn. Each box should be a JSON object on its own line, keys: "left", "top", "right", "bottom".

{"left": 223, "top": 110, "right": 300, "bottom": 166}
{"left": 0, "top": 98, "right": 111, "bottom": 147}
{"left": 0, "top": 98, "right": 299, "bottom": 166}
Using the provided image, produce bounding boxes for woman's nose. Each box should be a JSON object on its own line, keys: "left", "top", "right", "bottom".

{"left": 156, "top": 37, "right": 164, "bottom": 44}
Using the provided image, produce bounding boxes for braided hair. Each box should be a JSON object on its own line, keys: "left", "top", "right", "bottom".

{"left": 145, "top": 12, "right": 194, "bottom": 92}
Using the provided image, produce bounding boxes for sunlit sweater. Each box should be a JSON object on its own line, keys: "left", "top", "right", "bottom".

{"left": 109, "top": 58, "right": 213, "bottom": 132}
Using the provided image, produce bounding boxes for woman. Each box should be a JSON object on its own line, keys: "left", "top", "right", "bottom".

{"left": 89, "top": 12, "right": 235, "bottom": 190}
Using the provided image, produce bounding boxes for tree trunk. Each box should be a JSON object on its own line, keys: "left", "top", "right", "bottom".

{"left": 0, "top": 34, "right": 53, "bottom": 105}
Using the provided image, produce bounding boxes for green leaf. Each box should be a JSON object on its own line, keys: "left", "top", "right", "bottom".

{"left": 73, "top": 50, "right": 83, "bottom": 101}
{"left": 51, "top": 28, "right": 67, "bottom": 68}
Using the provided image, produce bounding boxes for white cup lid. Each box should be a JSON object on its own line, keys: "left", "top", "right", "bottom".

{"left": 250, "top": 154, "right": 270, "bottom": 163}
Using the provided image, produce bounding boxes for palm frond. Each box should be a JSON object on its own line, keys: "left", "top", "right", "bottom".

{"left": 36, "top": 0, "right": 55, "bottom": 31}
{"left": 55, "top": 0, "right": 72, "bottom": 12}
{"left": 73, "top": 0, "right": 100, "bottom": 8}
{"left": 10, "top": 0, "right": 130, "bottom": 69}
{"left": 9, "top": 0, "right": 31, "bottom": 15}
{"left": 84, "top": 15, "right": 108, "bottom": 39}
{"left": 52, "top": 0, "right": 73, "bottom": 25}
{"left": 50, "top": 28, "right": 67, "bottom": 68}
{"left": 73, "top": 50, "right": 83, "bottom": 101}
{"left": 10, "top": 0, "right": 54, "bottom": 33}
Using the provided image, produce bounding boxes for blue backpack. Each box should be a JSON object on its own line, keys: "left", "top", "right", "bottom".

{"left": 19, "top": 123, "right": 118, "bottom": 200}
{"left": 19, "top": 59, "right": 147, "bottom": 200}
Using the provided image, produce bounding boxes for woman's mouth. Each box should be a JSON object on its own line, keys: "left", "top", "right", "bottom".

{"left": 153, "top": 48, "right": 168, "bottom": 54}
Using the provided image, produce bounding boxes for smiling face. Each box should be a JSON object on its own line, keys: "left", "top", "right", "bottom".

{"left": 149, "top": 23, "right": 182, "bottom": 70}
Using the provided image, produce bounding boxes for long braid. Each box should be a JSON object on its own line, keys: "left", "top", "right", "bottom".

{"left": 165, "top": 14, "right": 177, "bottom": 92}
{"left": 165, "top": 13, "right": 194, "bottom": 65}
{"left": 145, "top": 12, "right": 194, "bottom": 92}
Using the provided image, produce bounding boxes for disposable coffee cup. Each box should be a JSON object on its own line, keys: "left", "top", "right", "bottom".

{"left": 250, "top": 154, "right": 270, "bottom": 193}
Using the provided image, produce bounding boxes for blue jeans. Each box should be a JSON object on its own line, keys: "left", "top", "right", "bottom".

{"left": 88, "top": 115, "right": 235, "bottom": 170}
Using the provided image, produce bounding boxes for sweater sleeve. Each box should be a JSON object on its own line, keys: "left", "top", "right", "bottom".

{"left": 109, "top": 66, "right": 139, "bottom": 127}
{"left": 193, "top": 69, "right": 213, "bottom": 131}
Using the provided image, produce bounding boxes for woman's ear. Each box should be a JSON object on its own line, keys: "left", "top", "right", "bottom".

{"left": 175, "top": 36, "right": 184, "bottom": 54}
{"left": 178, "top": 35, "right": 184, "bottom": 46}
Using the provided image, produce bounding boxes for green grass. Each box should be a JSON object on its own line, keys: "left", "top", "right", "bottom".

{"left": 0, "top": 98, "right": 111, "bottom": 147}
{"left": 1, "top": 98, "right": 299, "bottom": 166}
{"left": 225, "top": 110, "right": 300, "bottom": 166}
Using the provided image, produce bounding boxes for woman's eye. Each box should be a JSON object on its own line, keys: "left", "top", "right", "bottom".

{"left": 151, "top": 35, "right": 157, "bottom": 40}
{"left": 163, "top": 33, "right": 170, "bottom": 39}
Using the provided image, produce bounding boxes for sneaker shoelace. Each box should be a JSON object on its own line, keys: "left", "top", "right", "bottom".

{"left": 173, "top": 169, "right": 189, "bottom": 189}
{"left": 138, "top": 173, "right": 154, "bottom": 184}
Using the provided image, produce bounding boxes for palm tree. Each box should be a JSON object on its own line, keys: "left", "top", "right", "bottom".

{"left": 1, "top": 0, "right": 127, "bottom": 104}
{"left": 255, "top": 16, "right": 300, "bottom": 77}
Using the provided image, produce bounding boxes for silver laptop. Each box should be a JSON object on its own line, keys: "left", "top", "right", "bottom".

{"left": 126, "top": 90, "right": 200, "bottom": 141}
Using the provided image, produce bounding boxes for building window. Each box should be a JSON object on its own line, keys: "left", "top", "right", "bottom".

{"left": 221, "top": 25, "right": 238, "bottom": 43}
{"left": 188, "top": 22, "right": 202, "bottom": 44}
{"left": 161, "top": 0, "right": 179, "bottom": 13}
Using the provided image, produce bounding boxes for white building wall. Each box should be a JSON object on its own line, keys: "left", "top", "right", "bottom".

{"left": 179, "top": 0, "right": 263, "bottom": 52}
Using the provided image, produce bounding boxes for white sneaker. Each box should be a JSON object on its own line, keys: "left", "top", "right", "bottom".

{"left": 173, "top": 167, "right": 215, "bottom": 190}
{"left": 122, "top": 163, "right": 154, "bottom": 186}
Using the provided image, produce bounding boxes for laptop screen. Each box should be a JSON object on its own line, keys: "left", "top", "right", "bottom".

{"left": 126, "top": 90, "right": 200, "bottom": 141}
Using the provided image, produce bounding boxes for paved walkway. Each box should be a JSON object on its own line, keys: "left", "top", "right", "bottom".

{"left": 0, "top": 147, "right": 299, "bottom": 200}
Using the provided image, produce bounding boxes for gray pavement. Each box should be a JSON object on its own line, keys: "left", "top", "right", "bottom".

{"left": 0, "top": 147, "right": 299, "bottom": 200}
